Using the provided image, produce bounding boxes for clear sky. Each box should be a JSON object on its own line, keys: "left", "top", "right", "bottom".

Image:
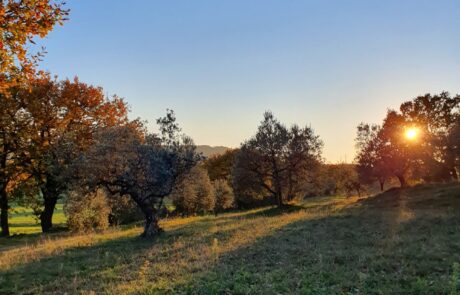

{"left": 37, "top": 0, "right": 460, "bottom": 162}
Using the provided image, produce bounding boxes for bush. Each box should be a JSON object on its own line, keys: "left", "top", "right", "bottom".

{"left": 64, "top": 188, "right": 111, "bottom": 232}
{"left": 108, "top": 194, "right": 143, "bottom": 225}
{"left": 213, "top": 179, "right": 234, "bottom": 214}
{"left": 171, "top": 165, "right": 215, "bottom": 215}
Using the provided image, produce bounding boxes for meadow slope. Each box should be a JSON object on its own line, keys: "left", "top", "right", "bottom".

{"left": 1, "top": 184, "right": 460, "bottom": 294}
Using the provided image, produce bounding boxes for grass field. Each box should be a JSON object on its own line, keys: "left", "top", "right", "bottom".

{"left": 9, "top": 204, "right": 66, "bottom": 235}
{"left": 1, "top": 184, "right": 460, "bottom": 294}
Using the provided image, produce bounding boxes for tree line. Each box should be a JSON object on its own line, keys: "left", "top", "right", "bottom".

{"left": 356, "top": 92, "right": 460, "bottom": 190}
{"left": 0, "top": 2, "right": 325, "bottom": 237}
{"left": 0, "top": 78, "right": 326, "bottom": 237}
{"left": 4, "top": 73, "right": 459, "bottom": 237}
{"left": 2, "top": 0, "right": 460, "bottom": 238}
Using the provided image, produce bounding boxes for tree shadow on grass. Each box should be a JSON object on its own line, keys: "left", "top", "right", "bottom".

{"left": 0, "top": 230, "right": 175, "bottom": 294}
{"left": 0, "top": 231, "right": 63, "bottom": 251}
{"left": 170, "top": 193, "right": 460, "bottom": 294}
{"left": 0, "top": 205, "right": 308, "bottom": 294}
{"left": 215, "top": 204, "right": 306, "bottom": 222}
{"left": 9, "top": 222, "right": 41, "bottom": 228}
{"left": 0, "top": 214, "right": 244, "bottom": 294}
{"left": 355, "top": 182, "right": 460, "bottom": 212}
{"left": 3, "top": 187, "right": 460, "bottom": 294}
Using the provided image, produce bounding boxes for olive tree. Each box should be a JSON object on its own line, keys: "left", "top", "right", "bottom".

{"left": 78, "top": 110, "right": 200, "bottom": 237}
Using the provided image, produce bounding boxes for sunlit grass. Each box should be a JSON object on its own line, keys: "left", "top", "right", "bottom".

{"left": 9, "top": 204, "right": 67, "bottom": 235}
{"left": 1, "top": 185, "right": 460, "bottom": 294}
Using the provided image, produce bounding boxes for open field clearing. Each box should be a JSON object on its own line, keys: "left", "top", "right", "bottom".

{"left": 1, "top": 184, "right": 460, "bottom": 294}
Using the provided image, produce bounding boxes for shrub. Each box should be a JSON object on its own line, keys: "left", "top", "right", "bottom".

{"left": 213, "top": 179, "right": 234, "bottom": 214}
{"left": 108, "top": 194, "right": 143, "bottom": 225}
{"left": 171, "top": 165, "right": 215, "bottom": 215}
{"left": 64, "top": 188, "right": 111, "bottom": 232}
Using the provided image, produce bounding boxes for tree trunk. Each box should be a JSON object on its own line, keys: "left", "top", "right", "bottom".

{"left": 40, "top": 195, "right": 57, "bottom": 232}
{"left": 0, "top": 186, "right": 9, "bottom": 237}
{"left": 396, "top": 175, "right": 406, "bottom": 188}
{"left": 451, "top": 168, "right": 458, "bottom": 181}
{"left": 141, "top": 209, "right": 163, "bottom": 238}
{"left": 129, "top": 193, "right": 164, "bottom": 238}
{"left": 270, "top": 155, "right": 284, "bottom": 208}
{"left": 275, "top": 192, "right": 283, "bottom": 207}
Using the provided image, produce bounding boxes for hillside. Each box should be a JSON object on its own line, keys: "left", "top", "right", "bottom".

{"left": 196, "top": 145, "right": 230, "bottom": 157}
{"left": 1, "top": 183, "right": 460, "bottom": 294}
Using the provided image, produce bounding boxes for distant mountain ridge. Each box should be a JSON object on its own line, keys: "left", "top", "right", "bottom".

{"left": 196, "top": 145, "right": 230, "bottom": 157}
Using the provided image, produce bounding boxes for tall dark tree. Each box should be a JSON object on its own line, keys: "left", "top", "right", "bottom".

{"left": 400, "top": 92, "right": 460, "bottom": 181}
{"left": 0, "top": 85, "right": 31, "bottom": 236}
{"left": 355, "top": 110, "right": 425, "bottom": 188}
{"left": 233, "top": 111, "right": 322, "bottom": 207}
{"left": 355, "top": 123, "right": 391, "bottom": 191}
{"left": 449, "top": 117, "right": 460, "bottom": 170}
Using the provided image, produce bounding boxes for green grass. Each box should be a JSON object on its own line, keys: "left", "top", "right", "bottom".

{"left": 1, "top": 184, "right": 460, "bottom": 294}
{"left": 9, "top": 204, "right": 67, "bottom": 235}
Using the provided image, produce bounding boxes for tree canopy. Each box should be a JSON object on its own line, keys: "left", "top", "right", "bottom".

{"left": 233, "top": 111, "right": 322, "bottom": 207}
{"left": 78, "top": 110, "right": 201, "bottom": 237}
{"left": 0, "top": 0, "right": 68, "bottom": 94}
{"left": 355, "top": 92, "right": 460, "bottom": 189}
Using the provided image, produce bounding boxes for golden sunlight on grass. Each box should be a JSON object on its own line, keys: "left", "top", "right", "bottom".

{"left": 2, "top": 187, "right": 460, "bottom": 294}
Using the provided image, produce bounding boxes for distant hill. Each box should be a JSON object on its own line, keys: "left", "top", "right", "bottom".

{"left": 196, "top": 145, "right": 230, "bottom": 157}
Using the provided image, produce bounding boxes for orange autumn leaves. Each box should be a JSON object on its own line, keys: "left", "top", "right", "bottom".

{"left": 0, "top": 0, "right": 68, "bottom": 94}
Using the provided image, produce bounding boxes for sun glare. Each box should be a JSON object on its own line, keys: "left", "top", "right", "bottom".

{"left": 405, "top": 128, "right": 418, "bottom": 140}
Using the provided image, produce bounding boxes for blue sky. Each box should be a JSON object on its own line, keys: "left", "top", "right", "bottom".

{"left": 37, "top": 0, "right": 460, "bottom": 162}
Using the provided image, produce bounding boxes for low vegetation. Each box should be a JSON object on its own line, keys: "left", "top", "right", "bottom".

{"left": 1, "top": 183, "right": 459, "bottom": 294}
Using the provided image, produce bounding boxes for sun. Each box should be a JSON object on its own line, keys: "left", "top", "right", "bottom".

{"left": 405, "top": 127, "right": 418, "bottom": 140}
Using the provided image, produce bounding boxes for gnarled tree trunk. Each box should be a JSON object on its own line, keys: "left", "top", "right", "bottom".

{"left": 141, "top": 208, "right": 163, "bottom": 238}
{"left": 132, "top": 194, "right": 164, "bottom": 238}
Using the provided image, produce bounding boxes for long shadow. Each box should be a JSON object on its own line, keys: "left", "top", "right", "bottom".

{"left": 0, "top": 205, "right": 307, "bottom": 294}
{"left": 1, "top": 213, "right": 251, "bottom": 294}
{"left": 170, "top": 191, "right": 460, "bottom": 294}
{"left": 8, "top": 222, "right": 44, "bottom": 228}
{"left": 220, "top": 204, "right": 305, "bottom": 220}
{"left": 0, "top": 229, "right": 177, "bottom": 294}
{"left": 3, "top": 187, "right": 460, "bottom": 294}
{"left": 0, "top": 231, "right": 65, "bottom": 252}
{"left": 355, "top": 182, "right": 460, "bottom": 211}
